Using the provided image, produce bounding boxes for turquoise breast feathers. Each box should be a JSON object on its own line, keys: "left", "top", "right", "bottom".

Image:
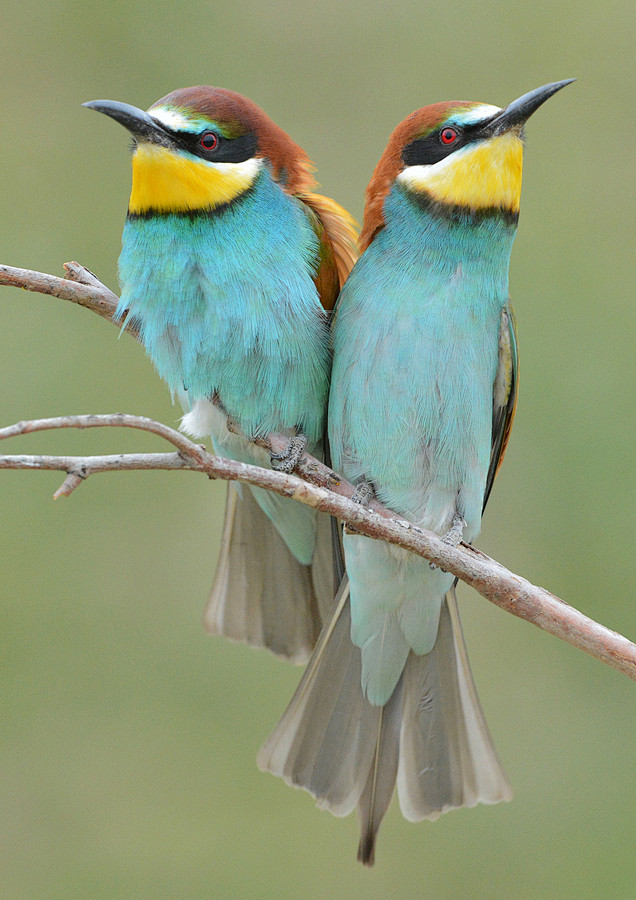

{"left": 330, "top": 183, "right": 517, "bottom": 539}
{"left": 118, "top": 167, "right": 330, "bottom": 444}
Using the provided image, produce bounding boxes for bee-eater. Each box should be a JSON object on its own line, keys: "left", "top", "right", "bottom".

{"left": 258, "top": 80, "right": 574, "bottom": 863}
{"left": 83, "top": 87, "right": 358, "bottom": 661}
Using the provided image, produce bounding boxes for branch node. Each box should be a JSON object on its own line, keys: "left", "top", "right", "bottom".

{"left": 54, "top": 470, "right": 86, "bottom": 499}
{"left": 64, "top": 261, "right": 102, "bottom": 287}
{"left": 2, "top": 261, "right": 636, "bottom": 685}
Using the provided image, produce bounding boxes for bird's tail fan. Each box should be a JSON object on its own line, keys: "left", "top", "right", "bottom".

{"left": 395, "top": 586, "right": 512, "bottom": 824}
{"left": 204, "top": 483, "right": 333, "bottom": 663}
{"left": 258, "top": 583, "right": 511, "bottom": 864}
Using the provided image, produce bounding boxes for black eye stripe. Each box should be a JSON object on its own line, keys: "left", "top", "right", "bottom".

{"left": 152, "top": 122, "right": 258, "bottom": 164}
{"left": 401, "top": 110, "right": 502, "bottom": 168}
{"left": 402, "top": 125, "right": 468, "bottom": 167}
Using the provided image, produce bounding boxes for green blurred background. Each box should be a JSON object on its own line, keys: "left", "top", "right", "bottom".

{"left": 1, "top": 1, "right": 635, "bottom": 897}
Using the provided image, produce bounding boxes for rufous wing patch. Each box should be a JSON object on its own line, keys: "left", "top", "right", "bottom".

{"left": 301, "top": 193, "right": 359, "bottom": 310}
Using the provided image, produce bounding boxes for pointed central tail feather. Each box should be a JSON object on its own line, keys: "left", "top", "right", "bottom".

{"left": 356, "top": 678, "right": 403, "bottom": 865}
{"left": 258, "top": 584, "right": 511, "bottom": 864}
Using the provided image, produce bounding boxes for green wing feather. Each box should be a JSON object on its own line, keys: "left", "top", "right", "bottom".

{"left": 483, "top": 302, "right": 519, "bottom": 512}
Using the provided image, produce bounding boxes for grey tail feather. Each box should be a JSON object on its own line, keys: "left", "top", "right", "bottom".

{"left": 257, "top": 580, "right": 382, "bottom": 813}
{"left": 204, "top": 483, "right": 334, "bottom": 663}
{"left": 259, "top": 582, "right": 511, "bottom": 865}
{"left": 396, "top": 586, "right": 512, "bottom": 823}
{"left": 356, "top": 681, "right": 403, "bottom": 865}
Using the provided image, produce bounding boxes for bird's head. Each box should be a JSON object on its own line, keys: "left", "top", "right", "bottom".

{"left": 83, "top": 86, "right": 316, "bottom": 216}
{"left": 360, "top": 80, "right": 574, "bottom": 249}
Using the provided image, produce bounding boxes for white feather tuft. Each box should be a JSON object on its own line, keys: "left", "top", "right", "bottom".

{"left": 180, "top": 398, "right": 217, "bottom": 438}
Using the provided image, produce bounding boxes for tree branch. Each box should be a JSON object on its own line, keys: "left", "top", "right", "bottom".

{"left": 1, "top": 262, "right": 126, "bottom": 330}
{"left": 2, "top": 263, "right": 635, "bottom": 684}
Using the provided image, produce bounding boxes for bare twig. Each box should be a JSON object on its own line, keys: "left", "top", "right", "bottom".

{"left": 1, "top": 262, "right": 125, "bottom": 330}
{"left": 2, "top": 263, "right": 635, "bottom": 684}
{"left": 0, "top": 413, "right": 207, "bottom": 462}
{"left": 1, "top": 411, "right": 635, "bottom": 683}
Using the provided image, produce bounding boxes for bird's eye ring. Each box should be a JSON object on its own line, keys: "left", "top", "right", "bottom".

{"left": 440, "top": 127, "right": 458, "bottom": 145}
{"left": 199, "top": 131, "right": 218, "bottom": 151}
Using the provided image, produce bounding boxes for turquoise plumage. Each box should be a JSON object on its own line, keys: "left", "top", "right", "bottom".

{"left": 84, "top": 87, "right": 358, "bottom": 659}
{"left": 118, "top": 173, "right": 328, "bottom": 448}
{"left": 330, "top": 188, "right": 517, "bottom": 703}
{"left": 118, "top": 171, "right": 329, "bottom": 564}
{"left": 259, "top": 80, "right": 573, "bottom": 864}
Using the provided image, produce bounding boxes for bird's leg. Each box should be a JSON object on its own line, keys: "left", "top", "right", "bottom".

{"left": 270, "top": 431, "right": 308, "bottom": 473}
{"left": 441, "top": 513, "right": 467, "bottom": 548}
{"left": 225, "top": 414, "right": 241, "bottom": 436}
{"left": 210, "top": 391, "right": 241, "bottom": 436}
{"left": 430, "top": 513, "right": 467, "bottom": 569}
{"left": 345, "top": 479, "right": 376, "bottom": 534}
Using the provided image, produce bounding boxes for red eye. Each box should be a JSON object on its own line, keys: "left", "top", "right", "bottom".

{"left": 440, "top": 127, "right": 458, "bottom": 145}
{"left": 199, "top": 131, "right": 218, "bottom": 151}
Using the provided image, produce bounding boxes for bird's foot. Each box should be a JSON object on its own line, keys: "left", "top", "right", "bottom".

{"left": 351, "top": 480, "right": 375, "bottom": 506}
{"left": 270, "top": 434, "right": 308, "bottom": 473}
{"left": 430, "top": 514, "right": 467, "bottom": 569}
{"left": 442, "top": 514, "right": 467, "bottom": 548}
{"left": 345, "top": 480, "right": 375, "bottom": 534}
{"left": 225, "top": 414, "right": 241, "bottom": 435}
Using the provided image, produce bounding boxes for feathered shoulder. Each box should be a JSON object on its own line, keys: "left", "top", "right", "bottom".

{"left": 300, "top": 192, "right": 359, "bottom": 310}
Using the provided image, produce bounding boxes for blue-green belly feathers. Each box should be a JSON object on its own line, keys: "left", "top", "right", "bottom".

{"left": 85, "top": 83, "right": 360, "bottom": 663}
{"left": 118, "top": 169, "right": 330, "bottom": 445}
{"left": 330, "top": 186, "right": 517, "bottom": 704}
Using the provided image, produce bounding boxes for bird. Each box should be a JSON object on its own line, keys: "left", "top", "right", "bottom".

{"left": 83, "top": 87, "right": 358, "bottom": 662}
{"left": 258, "top": 79, "right": 574, "bottom": 864}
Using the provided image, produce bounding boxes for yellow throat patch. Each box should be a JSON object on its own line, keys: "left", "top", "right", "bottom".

{"left": 399, "top": 131, "right": 524, "bottom": 213}
{"left": 128, "top": 144, "right": 260, "bottom": 214}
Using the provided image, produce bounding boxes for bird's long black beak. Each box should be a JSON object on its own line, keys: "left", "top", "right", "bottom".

{"left": 484, "top": 79, "right": 575, "bottom": 136}
{"left": 82, "top": 99, "right": 172, "bottom": 146}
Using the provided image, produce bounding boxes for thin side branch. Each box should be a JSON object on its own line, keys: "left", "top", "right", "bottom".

{"left": 2, "top": 263, "right": 635, "bottom": 684}
{"left": 2, "top": 412, "right": 635, "bottom": 683}
{"left": 0, "top": 413, "right": 208, "bottom": 464}
{"left": 1, "top": 262, "right": 125, "bottom": 330}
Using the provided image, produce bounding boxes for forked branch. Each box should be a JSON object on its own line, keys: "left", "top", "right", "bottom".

{"left": 1, "top": 263, "right": 635, "bottom": 683}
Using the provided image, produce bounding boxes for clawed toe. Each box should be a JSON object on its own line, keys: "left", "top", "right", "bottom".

{"left": 270, "top": 434, "right": 308, "bottom": 473}
{"left": 345, "top": 480, "right": 376, "bottom": 534}
{"left": 351, "top": 480, "right": 375, "bottom": 506}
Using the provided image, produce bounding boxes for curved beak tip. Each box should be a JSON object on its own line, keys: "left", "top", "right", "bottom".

{"left": 545, "top": 78, "right": 577, "bottom": 99}
{"left": 81, "top": 99, "right": 123, "bottom": 117}
{"left": 491, "top": 78, "right": 576, "bottom": 133}
{"left": 79, "top": 99, "right": 164, "bottom": 144}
